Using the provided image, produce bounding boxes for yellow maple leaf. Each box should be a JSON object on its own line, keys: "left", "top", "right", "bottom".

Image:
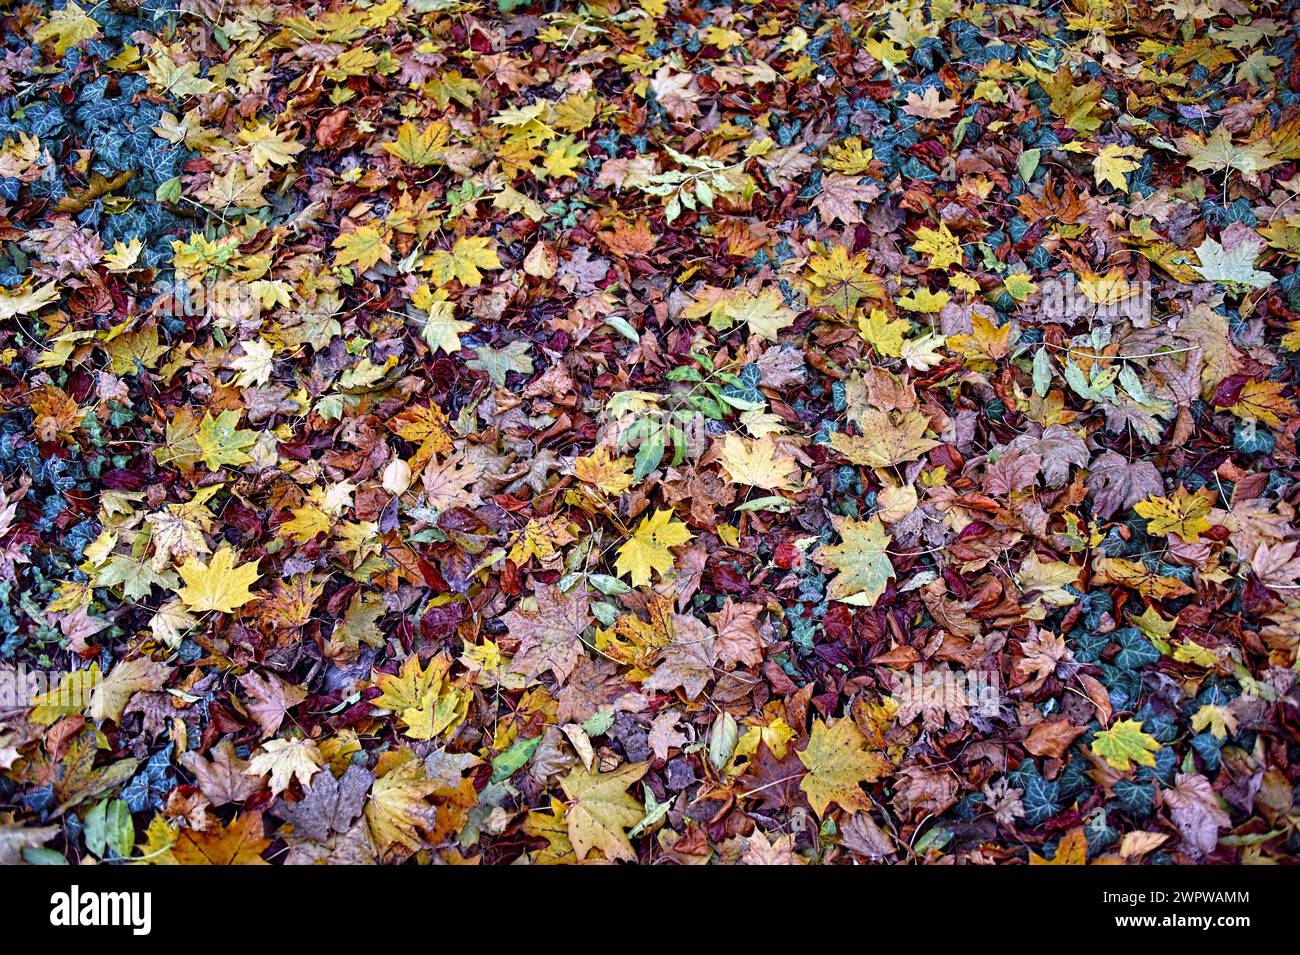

{"left": 541, "top": 138, "right": 587, "bottom": 179}
{"left": 717, "top": 434, "right": 800, "bottom": 490}
{"left": 389, "top": 402, "right": 453, "bottom": 469}
{"left": 1017, "top": 552, "right": 1082, "bottom": 619}
{"left": 1134, "top": 485, "right": 1214, "bottom": 543}
{"left": 813, "top": 514, "right": 895, "bottom": 606}
{"left": 33, "top": 2, "right": 101, "bottom": 56}
{"left": 194, "top": 409, "right": 257, "bottom": 471}
{"left": 912, "top": 222, "right": 964, "bottom": 270}
{"left": 523, "top": 798, "right": 576, "bottom": 864}
{"left": 176, "top": 546, "right": 260, "bottom": 614}
{"left": 245, "top": 738, "right": 322, "bottom": 795}
{"left": 371, "top": 653, "right": 468, "bottom": 741}
{"left": 1223, "top": 379, "right": 1294, "bottom": 428}
{"left": 0, "top": 281, "right": 60, "bottom": 321}
{"left": 238, "top": 123, "right": 305, "bottom": 169}
{"left": 1092, "top": 144, "right": 1145, "bottom": 192}
{"left": 896, "top": 287, "right": 950, "bottom": 312}
{"left": 560, "top": 762, "right": 648, "bottom": 862}
{"left": 1003, "top": 272, "right": 1037, "bottom": 301}
{"left": 426, "top": 236, "right": 502, "bottom": 287}
{"left": 412, "top": 285, "right": 472, "bottom": 355}
{"left": 332, "top": 225, "right": 392, "bottom": 273}
{"left": 104, "top": 238, "right": 144, "bottom": 272}
{"left": 381, "top": 120, "right": 449, "bottom": 166}
{"left": 574, "top": 445, "right": 633, "bottom": 497}
{"left": 829, "top": 409, "right": 939, "bottom": 469}
{"left": 947, "top": 311, "right": 1010, "bottom": 370}
{"left": 507, "top": 515, "right": 575, "bottom": 566}
{"left": 615, "top": 508, "right": 693, "bottom": 587}
{"left": 1098, "top": 557, "right": 1195, "bottom": 600}
{"left": 858, "top": 307, "right": 908, "bottom": 357}
{"left": 1078, "top": 268, "right": 1141, "bottom": 306}
{"left": 796, "top": 718, "right": 887, "bottom": 815}
{"left": 365, "top": 757, "right": 437, "bottom": 860}
{"left": 723, "top": 287, "right": 796, "bottom": 341}
{"left": 1029, "top": 827, "right": 1087, "bottom": 865}
{"left": 805, "top": 245, "right": 884, "bottom": 314}
{"left": 281, "top": 505, "right": 332, "bottom": 543}
{"left": 1091, "top": 718, "right": 1161, "bottom": 772}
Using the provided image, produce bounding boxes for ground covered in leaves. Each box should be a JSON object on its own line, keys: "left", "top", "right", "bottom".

{"left": 1, "top": 0, "right": 1300, "bottom": 866}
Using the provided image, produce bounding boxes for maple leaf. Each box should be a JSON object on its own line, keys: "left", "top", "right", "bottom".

{"left": 1178, "top": 126, "right": 1278, "bottom": 183}
{"left": 146, "top": 507, "right": 210, "bottom": 571}
{"left": 1223, "top": 379, "right": 1294, "bottom": 428}
{"left": 88, "top": 657, "right": 170, "bottom": 723}
{"left": 814, "top": 515, "right": 895, "bottom": 606}
{"left": 858, "top": 308, "right": 909, "bottom": 357}
{"left": 796, "top": 718, "right": 887, "bottom": 816}
{"left": 805, "top": 245, "right": 884, "bottom": 314}
{"left": 717, "top": 434, "right": 800, "bottom": 490}
{"left": 230, "top": 338, "right": 275, "bottom": 387}
{"left": 947, "top": 311, "right": 1009, "bottom": 368}
{"left": 372, "top": 654, "right": 468, "bottom": 741}
{"left": 180, "top": 740, "right": 262, "bottom": 807}
{"left": 176, "top": 546, "right": 261, "bottom": 614}
{"left": 1087, "top": 450, "right": 1164, "bottom": 519}
{"left": 412, "top": 285, "right": 473, "bottom": 355}
{"left": 32, "top": 2, "right": 100, "bottom": 55}
{"left": 641, "top": 613, "right": 717, "bottom": 699}
{"left": 523, "top": 798, "right": 577, "bottom": 864}
{"left": 381, "top": 120, "right": 449, "bottom": 166}
{"left": 829, "top": 409, "right": 939, "bottom": 469}
{"left": 559, "top": 762, "right": 648, "bottom": 862}
{"left": 0, "top": 281, "right": 60, "bottom": 321}
{"left": 902, "top": 86, "right": 957, "bottom": 119}
{"left": 238, "top": 123, "right": 305, "bottom": 168}
{"left": 103, "top": 238, "right": 144, "bottom": 272}
{"left": 912, "top": 222, "right": 964, "bottom": 270}
{"left": 365, "top": 758, "right": 438, "bottom": 861}
{"left": 194, "top": 409, "right": 257, "bottom": 471}
{"left": 332, "top": 225, "right": 392, "bottom": 273}
{"left": 1092, "top": 144, "right": 1145, "bottom": 192}
{"left": 245, "top": 738, "right": 322, "bottom": 795}
{"left": 648, "top": 710, "right": 689, "bottom": 761}
{"left": 708, "top": 598, "right": 767, "bottom": 668}
{"left": 273, "top": 765, "right": 373, "bottom": 843}
{"left": 615, "top": 509, "right": 694, "bottom": 587}
{"left": 541, "top": 138, "right": 587, "bottom": 179}
{"left": 238, "top": 671, "right": 307, "bottom": 739}
{"left": 1192, "top": 236, "right": 1275, "bottom": 288}
{"left": 466, "top": 339, "right": 534, "bottom": 385}
{"left": 426, "top": 236, "right": 502, "bottom": 287}
{"left": 721, "top": 287, "right": 797, "bottom": 341}
{"left": 1029, "top": 827, "right": 1087, "bottom": 865}
{"left": 1090, "top": 719, "right": 1161, "bottom": 772}
{"left": 574, "top": 446, "right": 634, "bottom": 496}
{"left": 1017, "top": 553, "right": 1081, "bottom": 619}
{"left": 1134, "top": 485, "right": 1214, "bottom": 543}
{"left": 742, "top": 830, "right": 803, "bottom": 865}
{"left": 199, "top": 164, "right": 270, "bottom": 209}
{"left": 1098, "top": 558, "right": 1195, "bottom": 600}
{"left": 1164, "top": 773, "right": 1231, "bottom": 858}
{"left": 172, "top": 812, "right": 270, "bottom": 865}
{"left": 389, "top": 402, "right": 454, "bottom": 470}
{"left": 1251, "top": 540, "right": 1300, "bottom": 592}
{"left": 812, "top": 174, "right": 881, "bottom": 226}
{"left": 505, "top": 584, "right": 591, "bottom": 684}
